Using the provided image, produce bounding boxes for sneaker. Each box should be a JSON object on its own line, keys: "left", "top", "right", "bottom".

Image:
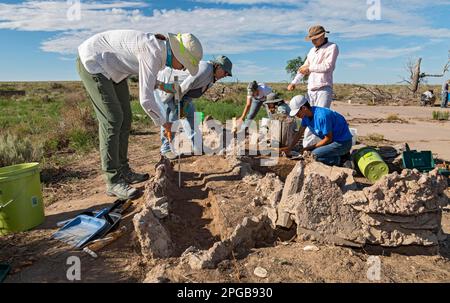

{"left": 121, "top": 168, "right": 149, "bottom": 184}
{"left": 162, "top": 150, "right": 178, "bottom": 160}
{"left": 106, "top": 181, "right": 139, "bottom": 200}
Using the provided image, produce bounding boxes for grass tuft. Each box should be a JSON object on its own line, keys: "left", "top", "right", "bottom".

{"left": 0, "top": 132, "right": 43, "bottom": 167}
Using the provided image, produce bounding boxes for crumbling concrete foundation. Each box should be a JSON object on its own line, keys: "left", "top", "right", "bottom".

{"left": 134, "top": 151, "right": 448, "bottom": 275}
{"left": 271, "top": 156, "right": 448, "bottom": 250}
{"left": 133, "top": 157, "right": 175, "bottom": 259}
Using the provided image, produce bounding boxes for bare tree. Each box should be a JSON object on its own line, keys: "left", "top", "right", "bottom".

{"left": 402, "top": 51, "right": 450, "bottom": 93}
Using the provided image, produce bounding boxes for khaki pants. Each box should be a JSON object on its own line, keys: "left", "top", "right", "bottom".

{"left": 76, "top": 57, "right": 131, "bottom": 184}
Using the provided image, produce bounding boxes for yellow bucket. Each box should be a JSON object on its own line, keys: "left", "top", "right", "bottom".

{"left": 354, "top": 147, "right": 389, "bottom": 183}
{"left": 0, "top": 163, "right": 45, "bottom": 235}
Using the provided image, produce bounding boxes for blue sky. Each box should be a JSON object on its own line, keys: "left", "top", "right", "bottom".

{"left": 0, "top": 0, "right": 449, "bottom": 84}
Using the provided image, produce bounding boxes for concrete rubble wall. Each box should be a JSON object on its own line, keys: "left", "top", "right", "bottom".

{"left": 271, "top": 156, "right": 448, "bottom": 249}
{"left": 133, "top": 157, "right": 175, "bottom": 259}
{"left": 271, "top": 159, "right": 366, "bottom": 247}
{"left": 344, "top": 169, "right": 448, "bottom": 247}
{"left": 254, "top": 173, "right": 284, "bottom": 208}
{"left": 135, "top": 150, "right": 448, "bottom": 267}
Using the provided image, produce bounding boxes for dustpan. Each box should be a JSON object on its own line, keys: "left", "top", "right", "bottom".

{"left": 80, "top": 210, "right": 122, "bottom": 243}
{"left": 53, "top": 200, "right": 125, "bottom": 248}
{"left": 53, "top": 212, "right": 108, "bottom": 248}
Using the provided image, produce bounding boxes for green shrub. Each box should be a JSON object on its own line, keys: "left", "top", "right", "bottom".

{"left": 0, "top": 132, "right": 43, "bottom": 167}
{"left": 50, "top": 82, "right": 64, "bottom": 89}
{"left": 68, "top": 128, "right": 96, "bottom": 152}
{"left": 130, "top": 100, "right": 149, "bottom": 125}
{"left": 432, "top": 111, "right": 449, "bottom": 121}
{"left": 43, "top": 138, "right": 60, "bottom": 153}
{"left": 54, "top": 92, "right": 98, "bottom": 153}
{"left": 194, "top": 98, "right": 266, "bottom": 122}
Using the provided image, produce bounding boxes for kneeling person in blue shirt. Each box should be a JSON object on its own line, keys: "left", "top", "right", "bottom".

{"left": 281, "top": 95, "right": 352, "bottom": 166}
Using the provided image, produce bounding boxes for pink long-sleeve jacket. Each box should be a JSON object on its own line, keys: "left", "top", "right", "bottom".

{"left": 303, "top": 41, "right": 339, "bottom": 91}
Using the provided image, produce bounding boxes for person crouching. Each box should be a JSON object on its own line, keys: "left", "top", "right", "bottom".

{"left": 281, "top": 95, "right": 352, "bottom": 166}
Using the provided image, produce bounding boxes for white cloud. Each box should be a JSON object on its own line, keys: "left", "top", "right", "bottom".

{"left": 0, "top": 1, "right": 148, "bottom": 31}
{"left": 341, "top": 46, "right": 423, "bottom": 60}
{"left": 345, "top": 62, "right": 367, "bottom": 68}
{"left": 0, "top": 0, "right": 446, "bottom": 83}
{"left": 0, "top": 0, "right": 448, "bottom": 58}
{"left": 58, "top": 56, "right": 77, "bottom": 61}
{"left": 194, "top": 0, "right": 301, "bottom": 4}
{"left": 233, "top": 60, "right": 270, "bottom": 75}
{"left": 231, "top": 60, "right": 290, "bottom": 82}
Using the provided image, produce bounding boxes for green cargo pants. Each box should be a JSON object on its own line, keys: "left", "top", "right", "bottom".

{"left": 76, "top": 57, "right": 132, "bottom": 185}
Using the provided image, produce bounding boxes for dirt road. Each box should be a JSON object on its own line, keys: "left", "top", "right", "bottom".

{"left": 334, "top": 102, "right": 450, "bottom": 161}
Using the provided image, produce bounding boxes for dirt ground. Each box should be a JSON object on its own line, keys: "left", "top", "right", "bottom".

{"left": 1, "top": 103, "right": 449, "bottom": 283}
{"left": 334, "top": 102, "right": 450, "bottom": 161}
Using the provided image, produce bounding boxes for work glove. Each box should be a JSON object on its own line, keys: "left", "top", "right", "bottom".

{"left": 155, "top": 81, "right": 176, "bottom": 94}
{"left": 163, "top": 122, "right": 173, "bottom": 143}
{"left": 162, "top": 83, "right": 176, "bottom": 94}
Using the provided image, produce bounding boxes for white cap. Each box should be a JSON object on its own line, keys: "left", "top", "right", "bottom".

{"left": 289, "top": 95, "right": 308, "bottom": 116}
{"left": 167, "top": 33, "right": 203, "bottom": 76}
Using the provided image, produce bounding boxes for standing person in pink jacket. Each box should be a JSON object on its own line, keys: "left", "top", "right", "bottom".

{"left": 287, "top": 25, "right": 339, "bottom": 148}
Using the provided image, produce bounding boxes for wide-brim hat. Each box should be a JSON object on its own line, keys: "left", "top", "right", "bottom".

{"left": 305, "top": 25, "right": 329, "bottom": 41}
{"left": 264, "top": 92, "right": 284, "bottom": 104}
{"left": 167, "top": 33, "right": 203, "bottom": 76}
{"left": 213, "top": 55, "right": 233, "bottom": 77}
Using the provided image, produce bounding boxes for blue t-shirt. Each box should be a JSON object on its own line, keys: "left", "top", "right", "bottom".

{"left": 301, "top": 107, "right": 352, "bottom": 142}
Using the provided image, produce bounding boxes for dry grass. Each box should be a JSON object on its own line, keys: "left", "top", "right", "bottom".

{"left": 0, "top": 85, "right": 99, "bottom": 169}
{"left": 41, "top": 91, "right": 98, "bottom": 153}
{"left": 432, "top": 111, "right": 449, "bottom": 121}
{"left": 386, "top": 113, "right": 401, "bottom": 122}
{"left": 365, "top": 133, "right": 385, "bottom": 142}
{"left": 0, "top": 132, "right": 43, "bottom": 167}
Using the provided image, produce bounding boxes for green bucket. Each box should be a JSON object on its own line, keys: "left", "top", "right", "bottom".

{"left": 0, "top": 163, "right": 45, "bottom": 236}
{"left": 354, "top": 147, "right": 389, "bottom": 183}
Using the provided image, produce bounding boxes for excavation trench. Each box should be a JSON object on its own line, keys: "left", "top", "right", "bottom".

{"left": 134, "top": 152, "right": 448, "bottom": 272}
{"left": 133, "top": 155, "right": 293, "bottom": 267}
{"left": 163, "top": 155, "right": 283, "bottom": 257}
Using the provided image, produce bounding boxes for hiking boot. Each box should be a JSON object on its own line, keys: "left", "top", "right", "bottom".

{"left": 106, "top": 181, "right": 139, "bottom": 200}
{"left": 162, "top": 150, "right": 178, "bottom": 160}
{"left": 121, "top": 168, "right": 149, "bottom": 184}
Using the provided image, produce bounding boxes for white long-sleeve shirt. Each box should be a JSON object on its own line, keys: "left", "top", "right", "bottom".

{"left": 247, "top": 83, "right": 272, "bottom": 101}
{"left": 302, "top": 41, "right": 339, "bottom": 91}
{"left": 291, "top": 72, "right": 305, "bottom": 85}
{"left": 156, "top": 61, "right": 215, "bottom": 104}
{"left": 78, "top": 30, "right": 167, "bottom": 126}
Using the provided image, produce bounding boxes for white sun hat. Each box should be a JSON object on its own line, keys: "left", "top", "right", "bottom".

{"left": 167, "top": 33, "right": 203, "bottom": 76}
{"left": 289, "top": 95, "right": 308, "bottom": 116}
